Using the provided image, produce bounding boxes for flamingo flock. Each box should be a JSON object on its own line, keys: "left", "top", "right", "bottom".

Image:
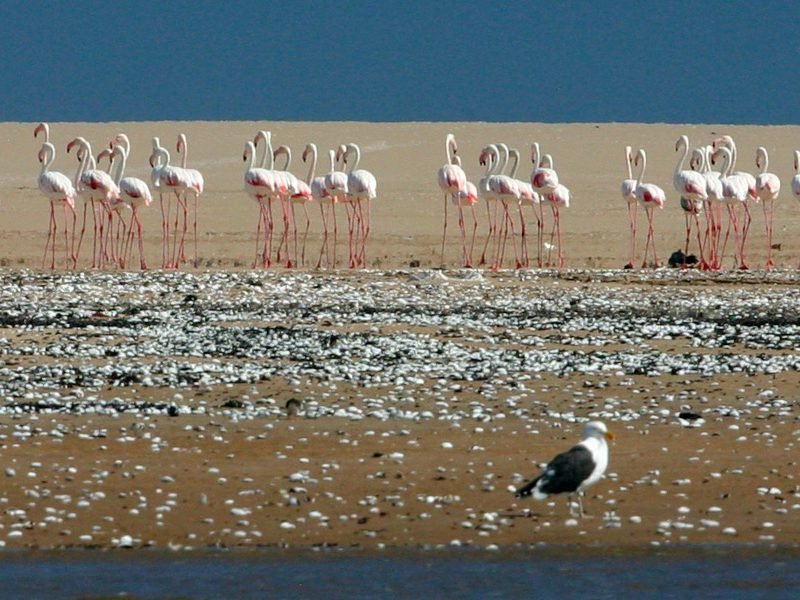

{"left": 30, "top": 124, "right": 800, "bottom": 272}
{"left": 439, "top": 135, "right": 571, "bottom": 269}
{"left": 621, "top": 135, "right": 783, "bottom": 271}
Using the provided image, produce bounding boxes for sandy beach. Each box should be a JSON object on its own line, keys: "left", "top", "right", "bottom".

{"left": 1, "top": 122, "right": 799, "bottom": 551}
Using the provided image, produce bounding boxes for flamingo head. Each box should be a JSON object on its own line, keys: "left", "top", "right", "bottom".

{"left": 478, "top": 150, "right": 487, "bottom": 167}
{"left": 33, "top": 123, "right": 48, "bottom": 139}
{"left": 96, "top": 148, "right": 112, "bottom": 165}
{"left": 302, "top": 146, "right": 310, "bottom": 163}
{"left": 711, "top": 135, "right": 733, "bottom": 151}
{"left": 66, "top": 138, "right": 79, "bottom": 154}
{"left": 176, "top": 133, "right": 187, "bottom": 152}
{"left": 37, "top": 147, "right": 45, "bottom": 163}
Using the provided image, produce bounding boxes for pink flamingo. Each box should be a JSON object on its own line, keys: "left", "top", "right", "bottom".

{"left": 530, "top": 143, "right": 560, "bottom": 265}
{"left": 272, "top": 144, "right": 301, "bottom": 267}
{"left": 674, "top": 136, "right": 708, "bottom": 268}
{"left": 488, "top": 144, "right": 521, "bottom": 269}
{"left": 477, "top": 144, "right": 502, "bottom": 266}
{"left": 621, "top": 146, "right": 638, "bottom": 268}
{"left": 754, "top": 146, "right": 780, "bottom": 269}
{"left": 633, "top": 148, "right": 666, "bottom": 268}
{"left": 254, "top": 131, "right": 292, "bottom": 267}
{"left": 342, "top": 143, "right": 377, "bottom": 268}
{"left": 302, "top": 143, "right": 337, "bottom": 269}
{"left": 712, "top": 146, "right": 750, "bottom": 269}
{"left": 450, "top": 155, "right": 480, "bottom": 268}
{"left": 95, "top": 147, "right": 131, "bottom": 268}
{"left": 37, "top": 142, "right": 77, "bottom": 269}
{"left": 175, "top": 134, "right": 205, "bottom": 267}
{"left": 692, "top": 146, "right": 724, "bottom": 268}
{"left": 538, "top": 154, "right": 571, "bottom": 268}
{"left": 67, "top": 137, "right": 120, "bottom": 268}
{"left": 103, "top": 141, "right": 153, "bottom": 270}
{"left": 712, "top": 136, "right": 756, "bottom": 266}
{"left": 437, "top": 133, "right": 469, "bottom": 266}
{"left": 323, "top": 148, "right": 348, "bottom": 268}
{"left": 148, "top": 145, "right": 194, "bottom": 269}
{"left": 506, "top": 148, "right": 541, "bottom": 268}
{"left": 276, "top": 144, "right": 314, "bottom": 267}
{"left": 243, "top": 140, "right": 281, "bottom": 268}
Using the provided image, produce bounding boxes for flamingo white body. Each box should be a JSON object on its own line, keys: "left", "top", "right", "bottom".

{"left": 713, "top": 146, "right": 750, "bottom": 270}
{"left": 342, "top": 143, "right": 377, "bottom": 269}
{"left": 106, "top": 142, "right": 153, "bottom": 270}
{"left": 437, "top": 133, "right": 472, "bottom": 267}
{"left": 791, "top": 150, "right": 800, "bottom": 201}
{"left": 67, "top": 137, "right": 120, "bottom": 269}
{"left": 175, "top": 133, "right": 205, "bottom": 267}
{"left": 243, "top": 140, "right": 283, "bottom": 268}
{"left": 37, "top": 142, "right": 77, "bottom": 269}
{"left": 508, "top": 148, "right": 537, "bottom": 268}
{"left": 674, "top": 136, "right": 709, "bottom": 268}
{"left": 712, "top": 136, "right": 756, "bottom": 266}
{"left": 276, "top": 144, "right": 314, "bottom": 267}
{"left": 487, "top": 143, "right": 522, "bottom": 269}
{"left": 755, "top": 146, "right": 780, "bottom": 269}
{"left": 149, "top": 145, "right": 195, "bottom": 269}
{"left": 254, "top": 131, "right": 293, "bottom": 267}
{"left": 633, "top": 148, "right": 666, "bottom": 268}
{"left": 621, "top": 145, "right": 638, "bottom": 268}
{"left": 303, "top": 143, "right": 338, "bottom": 269}
{"left": 537, "top": 152, "right": 571, "bottom": 268}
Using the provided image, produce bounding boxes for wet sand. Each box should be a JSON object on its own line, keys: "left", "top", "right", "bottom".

{"left": 1, "top": 122, "right": 799, "bottom": 550}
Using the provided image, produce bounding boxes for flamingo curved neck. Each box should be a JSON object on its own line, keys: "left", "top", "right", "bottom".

{"left": 509, "top": 149, "right": 520, "bottom": 178}
{"left": 625, "top": 146, "right": 633, "bottom": 179}
{"left": 111, "top": 146, "right": 128, "bottom": 184}
{"left": 346, "top": 144, "right": 361, "bottom": 173}
{"left": 177, "top": 134, "right": 188, "bottom": 169}
{"left": 497, "top": 144, "right": 510, "bottom": 175}
{"left": 635, "top": 150, "right": 647, "bottom": 186}
{"left": 757, "top": 148, "right": 768, "bottom": 173}
{"left": 305, "top": 145, "right": 317, "bottom": 184}
{"left": 328, "top": 150, "right": 337, "bottom": 174}
{"left": 674, "top": 136, "right": 689, "bottom": 181}
{"left": 40, "top": 143, "right": 55, "bottom": 176}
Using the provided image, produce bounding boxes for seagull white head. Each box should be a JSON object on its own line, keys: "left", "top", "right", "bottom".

{"left": 582, "top": 420, "right": 613, "bottom": 441}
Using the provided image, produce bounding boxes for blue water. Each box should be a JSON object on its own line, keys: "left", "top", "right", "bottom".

{"left": 0, "top": 548, "right": 797, "bottom": 599}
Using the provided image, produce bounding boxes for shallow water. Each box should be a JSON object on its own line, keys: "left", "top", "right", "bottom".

{"left": 0, "top": 548, "right": 798, "bottom": 599}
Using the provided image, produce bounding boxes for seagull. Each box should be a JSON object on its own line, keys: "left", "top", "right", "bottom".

{"left": 514, "top": 421, "right": 613, "bottom": 518}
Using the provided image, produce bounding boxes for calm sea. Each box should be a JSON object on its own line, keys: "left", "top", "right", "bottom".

{"left": 0, "top": 547, "right": 797, "bottom": 599}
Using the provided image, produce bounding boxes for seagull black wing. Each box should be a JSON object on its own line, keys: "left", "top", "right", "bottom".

{"left": 514, "top": 444, "right": 595, "bottom": 498}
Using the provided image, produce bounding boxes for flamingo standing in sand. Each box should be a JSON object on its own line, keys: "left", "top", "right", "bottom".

{"left": 243, "top": 140, "right": 282, "bottom": 268}
{"left": 37, "top": 142, "right": 77, "bottom": 269}
{"left": 175, "top": 133, "right": 205, "bottom": 267}
{"left": 792, "top": 150, "right": 800, "bottom": 201}
{"left": 275, "top": 144, "right": 313, "bottom": 266}
{"left": 487, "top": 143, "right": 521, "bottom": 269}
{"left": 712, "top": 146, "right": 750, "bottom": 269}
{"left": 103, "top": 142, "right": 153, "bottom": 270}
{"left": 324, "top": 148, "right": 349, "bottom": 268}
{"left": 674, "top": 136, "right": 709, "bottom": 268}
{"left": 508, "top": 147, "right": 538, "bottom": 268}
{"left": 437, "top": 133, "right": 470, "bottom": 266}
{"left": 712, "top": 136, "right": 756, "bottom": 266}
{"left": 95, "top": 147, "right": 131, "bottom": 267}
{"left": 149, "top": 145, "right": 194, "bottom": 269}
{"left": 67, "top": 137, "right": 121, "bottom": 268}
{"left": 621, "top": 146, "right": 638, "bottom": 268}
{"left": 754, "top": 146, "right": 780, "bottom": 270}
{"left": 530, "top": 142, "right": 561, "bottom": 266}
{"left": 342, "top": 143, "right": 377, "bottom": 269}
{"left": 477, "top": 144, "right": 501, "bottom": 267}
{"left": 633, "top": 148, "right": 666, "bottom": 268}
{"left": 254, "top": 131, "right": 292, "bottom": 267}
{"left": 538, "top": 153, "right": 571, "bottom": 268}
{"left": 303, "top": 143, "right": 338, "bottom": 269}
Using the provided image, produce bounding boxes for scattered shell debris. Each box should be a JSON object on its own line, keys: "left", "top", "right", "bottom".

{"left": 0, "top": 268, "right": 798, "bottom": 550}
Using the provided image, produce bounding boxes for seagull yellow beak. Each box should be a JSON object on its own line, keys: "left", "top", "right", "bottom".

{"left": 605, "top": 431, "right": 614, "bottom": 441}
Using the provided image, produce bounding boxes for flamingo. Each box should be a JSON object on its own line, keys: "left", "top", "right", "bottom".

{"left": 712, "top": 136, "right": 756, "bottom": 264}
{"left": 243, "top": 140, "right": 281, "bottom": 268}
{"left": 633, "top": 148, "right": 666, "bottom": 268}
{"left": 712, "top": 146, "right": 750, "bottom": 269}
{"left": 104, "top": 141, "right": 153, "bottom": 270}
{"left": 175, "top": 133, "right": 205, "bottom": 267}
{"left": 692, "top": 145, "right": 725, "bottom": 269}
{"left": 323, "top": 148, "right": 348, "bottom": 268}
{"left": 674, "top": 136, "right": 709, "bottom": 268}
{"left": 37, "top": 142, "right": 77, "bottom": 269}
{"left": 538, "top": 153, "right": 571, "bottom": 268}
{"left": 67, "top": 137, "right": 120, "bottom": 268}
{"left": 275, "top": 144, "right": 313, "bottom": 267}
{"left": 34, "top": 122, "right": 50, "bottom": 143}
{"left": 508, "top": 147, "right": 539, "bottom": 268}
{"left": 487, "top": 143, "right": 521, "bottom": 269}
{"left": 755, "top": 147, "right": 780, "bottom": 270}
{"left": 95, "top": 147, "right": 131, "bottom": 267}
{"left": 302, "top": 143, "right": 336, "bottom": 269}
{"left": 477, "top": 144, "right": 501, "bottom": 267}
{"left": 342, "top": 143, "right": 377, "bottom": 268}
{"left": 254, "top": 131, "right": 292, "bottom": 267}
{"left": 148, "top": 145, "right": 194, "bottom": 269}
{"left": 621, "top": 146, "right": 638, "bottom": 268}
{"left": 436, "top": 133, "right": 469, "bottom": 266}
{"left": 792, "top": 150, "right": 800, "bottom": 201}
{"left": 451, "top": 154, "right": 480, "bottom": 267}
{"left": 530, "top": 142, "right": 560, "bottom": 265}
